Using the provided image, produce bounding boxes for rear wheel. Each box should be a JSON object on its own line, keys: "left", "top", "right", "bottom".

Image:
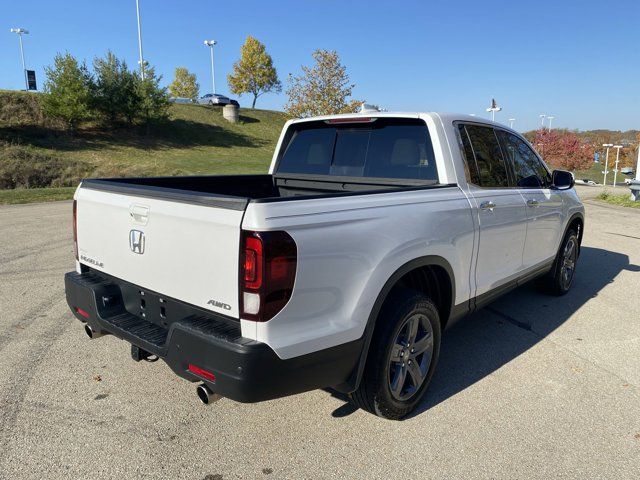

{"left": 543, "top": 229, "right": 579, "bottom": 295}
{"left": 350, "top": 291, "right": 441, "bottom": 420}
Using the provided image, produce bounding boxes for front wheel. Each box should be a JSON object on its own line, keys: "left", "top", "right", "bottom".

{"left": 350, "top": 291, "right": 441, "bottom": 420}
{"left": 543, "top": 229, "right": 579, "bottom": 295}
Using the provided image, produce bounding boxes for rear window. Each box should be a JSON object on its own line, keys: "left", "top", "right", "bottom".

{"left": 276, "top": 118, "right": 438, "bottom": 181}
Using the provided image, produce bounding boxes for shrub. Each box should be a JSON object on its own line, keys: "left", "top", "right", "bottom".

{"left": 0, "top": 144, "right": 93, "bottom": 189}
{"left": 0, "top": 91, "right": 45, "bottom": 127}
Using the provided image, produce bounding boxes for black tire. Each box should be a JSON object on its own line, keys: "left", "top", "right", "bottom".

{"left": 543, "top": 229, "right": 579, "bottom": 296}
{"left": 350, "top": 291, "right": 441, "bottom": 420}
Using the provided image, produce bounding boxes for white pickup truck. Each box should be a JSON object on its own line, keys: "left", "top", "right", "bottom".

{"left": 65, "top": 112, "right": 584, "bottom": 419}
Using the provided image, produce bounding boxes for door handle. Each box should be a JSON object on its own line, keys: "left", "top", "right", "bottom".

{"left": 527, "top": 199, "right": 539, "bottom": 207}
{"left": 480, "top": 201, "right": 496, "bottom": 211}
{"left": 129, "top": 204, "right": 150, "bottom": 225}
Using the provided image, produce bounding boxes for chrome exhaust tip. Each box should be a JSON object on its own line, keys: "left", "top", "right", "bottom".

{"left": 196, "top": 383, "right": 222, "bottom": 405}
{"left": 84, "top": 324, "right": 107, "bottom": 339}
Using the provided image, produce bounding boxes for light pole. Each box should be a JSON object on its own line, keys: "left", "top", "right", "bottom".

{"left": 602, "top": 143, "right": 613, "bottom": 186}
{"left": 486, "top": 98, "right": 501, "bottom": 122}
{"left": 204, "top": 40, "right": 217, "bottom": 94}
{"left": 135, "top": 0, "right": 145, "bottom": 80}
{"left": 547, "top": 116, "right": 555, "bottom": 129}
{"left": 636, "top": 141, "right": 640, "bottom": 182}
{"left": 10, "top": 28, "right": 29, "bottom": 90}
{"left": 613, "top": 145, "right": 623, "bottom": 187}
{"left": 508, "top": 118, "right": 515, "bottom": 129}
{"left": 539, "top": 114, "right": 546, "bottom": 128}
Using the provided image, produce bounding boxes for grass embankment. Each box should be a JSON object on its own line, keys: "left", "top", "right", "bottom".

{"left": 596, "top": 191, "right": 640, "bottom": 209}
{"left": 0, "top": 90, "right": 288, "bottom": 204}
{"left": 0, "top": 187, "right": 77, "bottom": 204}
{"left": 573, "top": 163, "right": 634, "bottom": 185}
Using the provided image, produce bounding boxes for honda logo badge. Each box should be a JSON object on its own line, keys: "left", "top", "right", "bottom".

{"left": 129, "top": 230, "right": 145, "bottom": 254}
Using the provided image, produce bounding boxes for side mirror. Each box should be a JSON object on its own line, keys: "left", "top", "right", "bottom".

{"left": 552, "top": 170, "right": 574, "bottom": 190}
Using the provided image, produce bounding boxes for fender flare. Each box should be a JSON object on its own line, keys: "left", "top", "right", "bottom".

{"left": 561, "top": 212, "right": 585, "bottom": 254}
{"left": 339, "top": 255, "right": 456, "bottom": 394}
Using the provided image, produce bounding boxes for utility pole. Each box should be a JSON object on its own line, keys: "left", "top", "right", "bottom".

{"left": 539, "top": 114, "right": 546, "bottom": 128}
{"left": 508, "top": 118, "right": 515, "bottom": 129}
{"left": 10, "top": 28, "right": 29, "bottom": 90}
{"left": 602, "top": 144, "right": 613, "bottom": 186}
{"left": 613, "top": 145, "right": 623, "bottom": 187}
{"left": 135, "top": 0, "right": 145, "bottom": 80}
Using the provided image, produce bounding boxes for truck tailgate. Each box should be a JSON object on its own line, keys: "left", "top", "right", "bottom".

{"left": 75, "top": 186, "right": 243, "bottom": 318}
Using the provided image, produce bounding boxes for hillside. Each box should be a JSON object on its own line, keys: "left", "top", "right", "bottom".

{"left": 0, "top": 90, "right": 288, "bottom": 203}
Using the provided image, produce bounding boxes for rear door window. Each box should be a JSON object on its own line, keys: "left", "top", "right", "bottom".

{"left": 459, "top": 124, "right": 511, "bottom": 188}
{"left": 276, "top": 118, "right": 438, "bottom": 182}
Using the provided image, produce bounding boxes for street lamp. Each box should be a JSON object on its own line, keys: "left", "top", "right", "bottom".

{"left": 602, "top": 143, "right": 613, "bottom": 186}
{"left": 135, "top": 0, "right": 145, "bottom": 80}
{"left": 204, "top": 40, "right": 217, "bottom": 94}
{"left": 508, "top": 118, "right": 515, "bottom": 129}
{"left": 486, "top": 98, "right": 501, "bottom": 122}
{"left": 9, "top": 28, "right": 29, "bottom": 90}
{"left": 539, "top": 114, "right": 546, "bottom": 128}
{"left": 547, "top": 116, "right": 555, "bottom": 129}
{"left": 613, "top": 145, "right": 623, "bottom": 188}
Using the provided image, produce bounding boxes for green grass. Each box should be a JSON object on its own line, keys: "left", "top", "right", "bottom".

{"left": 0, "top": 187, "right": 76, "bottom": 205}
{"left": 596, "top": 191, "right": 640, "bottom": 209}
{"left": 0, "top": 90, "right": 289, "bottom": 204}
{"left": 573, "top": 163, "right": 634, "bottom": 185}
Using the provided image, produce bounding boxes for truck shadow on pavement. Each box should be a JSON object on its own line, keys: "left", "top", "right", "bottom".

{"left": 330, "top": 246, "right": 640, "bottom": 419}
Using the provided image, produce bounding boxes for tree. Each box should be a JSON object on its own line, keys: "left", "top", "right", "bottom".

{"left": 227, "top": 36, "right": 281, "bottom": 108}
{"left": 285, "top": 49, "right": 362, "bottom": 118}
{"left": 169, "top": 67, "right": 199, "bottom": 100}
{"left": 135, "top": 66, "right": 170, "bottom": 129}
{"left": 136, "top": 67, "right": 169, "bottom": 130}
{"left": 533, "top": 129, "right": 594, "bottom": 171}
{"left": 42, "top": 53, "right": 92, "bottom": 131}
{"left": 91, "top": 51, "right": 139, "bottom": 125}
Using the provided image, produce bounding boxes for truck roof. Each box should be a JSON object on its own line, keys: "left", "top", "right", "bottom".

{"left": 287, "top": 111, "right": 514, "bottom": 131}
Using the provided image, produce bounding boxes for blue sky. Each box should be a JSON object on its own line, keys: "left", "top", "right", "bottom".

{"left": 2, "top": 0, "right": 638, "bottom": 132}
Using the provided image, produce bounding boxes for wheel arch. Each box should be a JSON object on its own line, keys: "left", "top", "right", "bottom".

{"left": 341, "top": 255, "right": 456, "bottom": 393}
{"left": 564, "top": 212, "right": 585, "bottom": 255}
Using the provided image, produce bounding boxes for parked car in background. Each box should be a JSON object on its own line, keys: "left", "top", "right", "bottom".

{"left": 575, "top": 179, "right": 596, "bottom": 186}
{"left": 169, "top": 97, "right": 195, "bottom": 104}
{"left": 198, "top": 93, "right": 233, "bottom": 106}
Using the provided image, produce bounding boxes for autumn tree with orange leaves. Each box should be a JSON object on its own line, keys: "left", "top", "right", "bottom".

{"left": 533, "top": 129, "right": 594, "bottom": 171}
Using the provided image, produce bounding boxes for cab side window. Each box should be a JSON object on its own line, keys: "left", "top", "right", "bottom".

{"left": 458, "top": 124, "right": 510, "bottom": 188}
{"left": 497, "top": 130, "right": 550, "bottom": 188}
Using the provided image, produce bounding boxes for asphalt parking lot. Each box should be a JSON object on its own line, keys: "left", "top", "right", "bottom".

{"left": 1, "top": 191, "right": 639, "bottom": 479}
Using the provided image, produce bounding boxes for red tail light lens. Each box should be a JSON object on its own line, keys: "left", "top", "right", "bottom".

{"left": 72, "top": 200, "right": 78, "bottom": 260}
{"left": 75, "top": 306, "right": 90, "bottom": 319}
{"left": 244, "top": 236, "right": 263, "bottom": 289}
{"left": 240, "top": 230, "right": 297, "bottom": 322}
{"left": 188, "top": 364, "right": 216, "bottom": 382}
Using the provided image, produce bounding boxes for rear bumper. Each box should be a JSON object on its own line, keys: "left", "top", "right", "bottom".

{"left": 64, "top": 270, "right": 361, "bottom": 403}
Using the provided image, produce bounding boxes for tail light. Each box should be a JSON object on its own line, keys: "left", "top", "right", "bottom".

{"left": 73, "top": 200, "right": 78, "bottom": 260}
{"left": 240, "top": 230, "right": 297, "bottom": 322}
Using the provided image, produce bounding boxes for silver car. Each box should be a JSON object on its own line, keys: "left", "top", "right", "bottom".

{"left": 198, "top": 93, "right": 231, "bottom": 106}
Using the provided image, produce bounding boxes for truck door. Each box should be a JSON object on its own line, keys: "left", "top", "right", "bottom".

{"left": 495, "top": 129, "right": 565, "bottom": 269}
{"left": 457, "top": 124, "right": 528, "bottom": 299}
